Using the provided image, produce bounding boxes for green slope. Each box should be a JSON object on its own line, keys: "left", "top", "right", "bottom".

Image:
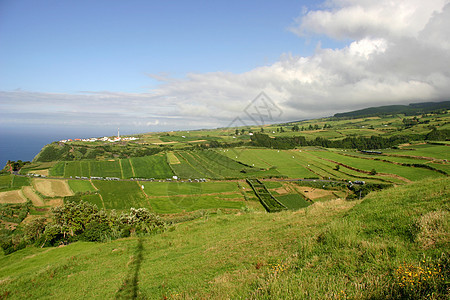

{"left": 1, "top": 177, "right": 448, "bottom": 299}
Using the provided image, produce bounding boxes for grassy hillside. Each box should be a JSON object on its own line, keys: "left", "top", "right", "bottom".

{"left": 1, "top": 177, "right": 448, "bottom": 299}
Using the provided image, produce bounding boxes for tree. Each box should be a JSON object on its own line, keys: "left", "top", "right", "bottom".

{"left": 23, "top": 217, "right": 46, "bottom": 242}
{"left": 335, "top": 165, "right": 340, "bottom": 171}
{"left": 292, "top": 125, "right": 300, "bottom": 132}
{"left": 370, "top": 169, "right": 377, "bottom": 175}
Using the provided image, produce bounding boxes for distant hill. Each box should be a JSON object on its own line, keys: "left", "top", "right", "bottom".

{"left": 334, "top": 100, "right": 450, "bottom": 118}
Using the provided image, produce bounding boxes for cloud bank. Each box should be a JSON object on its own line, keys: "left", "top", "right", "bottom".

{"left": 2, "top": 0, "right": 449, "bottom": 133}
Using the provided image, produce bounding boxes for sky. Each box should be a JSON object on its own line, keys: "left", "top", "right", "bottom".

{"left": 1, "top": 0, "right": 450, "bottom": 136}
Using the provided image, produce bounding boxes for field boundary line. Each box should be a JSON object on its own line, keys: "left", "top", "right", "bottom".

{"left": 119, "top": 159, "right": 125, "bottom": 179}
{"left": 98, "top": 192, "right": 106, "bottom": 209}
{"left": 129, "top": 159, "right": 137, "bottom": 177}
{"left": 177, "top": 152, "right": 205, "bottom": 177}
{"left": 137, "top": 181, "right": 153, "bottom": 210}
{"left": 318, "top": 157, "right": 412, "bottom": 183}
{"left": 89, "top": 180, "right": 99, "bottom": 191}
{"left": 187, "top": 152, "right": 223, "bottom": 179}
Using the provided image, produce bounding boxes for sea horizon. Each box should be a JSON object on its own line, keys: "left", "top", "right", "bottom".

{"left": 0, "top": 125, "right": 151, "bottom": 167}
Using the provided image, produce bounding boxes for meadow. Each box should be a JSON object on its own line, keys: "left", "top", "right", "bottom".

{"left": 1, "top": 177, "right": 447, "bottom": 299}
{"left": 91, "top": 180, "right": 148, "bottom": 210}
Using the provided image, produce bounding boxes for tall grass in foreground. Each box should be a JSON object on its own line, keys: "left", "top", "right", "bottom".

{"left": 251, "top": 177, "right": 449, "bottom": 299}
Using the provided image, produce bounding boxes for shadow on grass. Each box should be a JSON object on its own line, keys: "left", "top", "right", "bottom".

{"left": 116, "top": 238, "right": 144, "bottom": 299}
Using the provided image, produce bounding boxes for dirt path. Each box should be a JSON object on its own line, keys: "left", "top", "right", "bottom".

{"left": 89, "top": 180, "right": 98, "bottom": 190}
{"left": 22, "top": 186, "right": 45, "bottom": 206}
{"left": 167, "top": 152, "right": 181, "bottom": 164}
{"left": 98, "top": 193, "right": 106, "bottom": 210}
{"left": 129, "top": 160, "right": 137, "bottom": 177}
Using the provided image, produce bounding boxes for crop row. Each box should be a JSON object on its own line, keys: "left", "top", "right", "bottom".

{"left": 246, "top": 179, "right": 286, "bottom": 213}
{"left": 49, "top": 154, "right": 173, "bottom": 179}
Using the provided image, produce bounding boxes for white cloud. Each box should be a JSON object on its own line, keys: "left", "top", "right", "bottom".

{"left": 291, "top": 0, "right": 449, "bottom": 39}
{"left": 2, "top": 1, "right": 450, "bottom": 132}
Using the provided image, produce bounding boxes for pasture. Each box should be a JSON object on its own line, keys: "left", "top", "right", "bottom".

{"left": 171, "top": 150, "right": 261, "bottom": 179}
{"left": 141, "top": 181, "right": 246, "bottom": 214}
{"left": 0, "top": 175, "right": 30, "bottom": 192}
{"left": 68, "top": 180, "right": 96, "bottom": 193}
{"left": 221, "top": 148, "right": 316, "bottom": 178}
{"left": 130, "top": 155, "right": 174, "bottom": 179}
{"left": 148, "top": 194, "right": 245, "bottom": 214}
{"left": 384, "top": 144, "right": 449, "bottom": 160}
{"left": 312, "top": 151, "right": 445, "bottom": 181}
{"left": 91, "top": 180, "right": 148, "bottom": 210}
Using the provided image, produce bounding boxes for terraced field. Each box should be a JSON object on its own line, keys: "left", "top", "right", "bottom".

{"left": 312, "top": 151, "right": 445, "bottom": 181}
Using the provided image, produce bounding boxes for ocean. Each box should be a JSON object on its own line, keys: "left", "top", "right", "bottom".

{"left": 0, "top": 125, "right": 132, "bottom": 167}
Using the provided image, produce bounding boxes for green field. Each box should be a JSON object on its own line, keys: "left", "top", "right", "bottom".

{"left": 48, "top": 161, "right": 65, "bottom": 176}
{"left": 383, "top": 144, "right": 449, "bottom": 160}
{"left": 221, "top": 148, "right": 317, "bottom": 178}
{"left": 148, "top": 194, "right": 245, "bottom": 214}
{"left": 141, "top": 181, "right": 246, "bottom": 214}
{"left": 170, "top": 150, "right": 266, "bottom": 179}
{"left": 130, "top": 155, "right": 174, "bottom": 179}
{"left": 141, "top": 181, "right": 239, "bottom": 197}
{"left": 312, "top": 151, "right": 445, "bottom": 181}
{"left": 89, "top": 160, "right": 122, "bottom": 178}
{"left": 49, "top": 154, "right": 174, "bottom": 179}
{"left": 119, "top": 159, "right": 134, "bottom": 178}
{"left": 67, "top": 180, "right": 96, "bottom": 193}
{"left": 0, "top": 175, "right": 30, "bottom": 192}
{"left": 92, "top": 181, "right": 148, "bottom": 210}
{"left": 276, "top": 193, "right": 311, "bottom": 210}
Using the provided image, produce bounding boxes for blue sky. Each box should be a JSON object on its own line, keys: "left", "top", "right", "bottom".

{"left": 1, "top": 0, "right": 449, "bottom": 135}
{"left": 1, "top": 0, "right": 327, "bottom": 93}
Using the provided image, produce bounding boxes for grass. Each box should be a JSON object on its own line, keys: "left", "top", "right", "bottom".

{"left": 222, "top": 148, "right": 317, "bottom": 178}
{"left": 148, "top": 194, "right": 245, "bottom": 214}
{"left": 120, "top": 159, "right": 134, "bottom": 178}
{"left": 89, "top": 160, "right": 122, "bottom": 178}
{"left": 312, "top": 151, "right": 444, "bottom": 181}
{"left": 92, "top": 180, "right": 148, "bottom": 210}
{"left": 49, "top": 161, "right": 65, "bottom": 176}
{"left": 130, "top": 155, "right": 174, "bottom": 179}
{"left": 0, "top": 175, "right": 30, "bottom": 192}
{"left": 0, "top": 177, "right": 448, "bottom": 298}
{"left": 276, "top": 194, "right": 311, "bottom": 210}
{"left": 67, "top": 180, "right": 96, "bottom": 193}
{"left": 383, "top": 144, "right": 449, "bottom": 160}
{"left": 141, "top": 181, "right": 239, "bottom": 197}
{"left": 141, "top": 181, "right": 245, "bottom": 214}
